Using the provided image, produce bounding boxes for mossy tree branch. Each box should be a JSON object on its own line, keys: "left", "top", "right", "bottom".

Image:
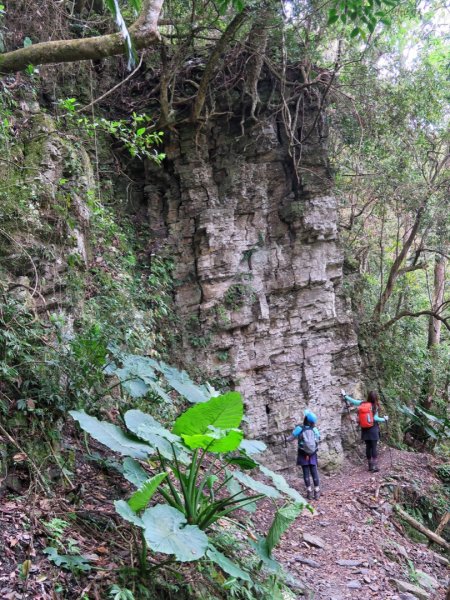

{"left": 0, "top": 0, "right": 164, "bottom": 74}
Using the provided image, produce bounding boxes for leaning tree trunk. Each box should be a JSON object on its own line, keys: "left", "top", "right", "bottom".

{"left": 373, "top": 203, "right": 425, "bottom": 320}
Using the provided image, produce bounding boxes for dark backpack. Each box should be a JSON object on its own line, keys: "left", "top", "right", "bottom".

{"left": 298, "top": 426, "right": 317, "bottom": 455}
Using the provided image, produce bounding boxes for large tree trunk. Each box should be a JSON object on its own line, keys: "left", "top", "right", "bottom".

{"left": 0, "top": 0, "right": 163, "bottom": 74}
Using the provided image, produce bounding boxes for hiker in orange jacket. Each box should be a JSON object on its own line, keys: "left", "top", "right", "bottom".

{"left": 341, "top": 390, "right": 389, "bottom": 472}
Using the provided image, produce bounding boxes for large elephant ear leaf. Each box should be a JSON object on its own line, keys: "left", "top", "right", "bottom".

{"left": 114, "top": 500, "right": 144, "bottom": 528}
{"left": 158, "top": 362, "right": 212, "bottom": 403}
{"left": 206, "top": 545, "right": 252, "bottom": 583}
{"left": 250, "top": 537, "right": 282, "bottom": 572}
{"left": 239, "top": 439, "right": 267, "bottom": 454}
{"left": 266, "top": 503, "right": 303, "bottom": 555}
{"left": 125, "top": 410, "right": 191, "bottom": 463}
{"left": 125, "top": 410, "right": 180, "bottom": 443}
{"left": 69, "top": 411, "right": 151, "bottom": 459}
{"left": 182, "top": 430, "right": 243, "bottom": 453}
{"left": 258, "top": 465, "right": 306, "bottom": 504}
{"left": 122, "top": 458, "right": 148, "bottom": 488}
{"left": 232, "top": 471, "right": 280, "bottom": 499}
{"left": 173, "top": 392, "right": 243, "bottom": 436}
{"left": 142, "top": 505, "right": 208, "bottom": 562}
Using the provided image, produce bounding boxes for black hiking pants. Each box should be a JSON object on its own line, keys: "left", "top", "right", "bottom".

{"left": 301, "top": 464, "right": 319, "bottom": 488}
{"left": 365, "top": 440, "right": 378, "bottom": 460}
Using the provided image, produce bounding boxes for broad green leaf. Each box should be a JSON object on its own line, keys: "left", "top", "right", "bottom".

{"left": 250, "top": 537, "right": 281, "bottom": 572}
{"left": 120, "top": 377, "right": 149, "bottom": 398}
{"left": 232, "top": 471, "right": 280, "bottom": 499}
{"left": 128, "top": 473, "right": 167, "bottom": 512}
{"left": 182, "top": 430, "right": 243, "bottom": 453}
{"left": 158, "top": 362, "right": 212, "bottom": 403}
{"left": 114, "top": 500, "right": 144, "bottom": 528}
{"left": 239, "top": 439, "right": 267, "bottom": 454}
{"left": 207, "top": 545, "right": 252, "bottom": 582}
{"left": 121, "top": 354, "right": 158, "bottom": 383}
{"left": 70, "top": 411, "right": 151, "bottom": 459}
{"left": 142, "top": 505, "right": 208, "bottom": 561}
{"left": 173, "top": 392, "right": 243, "bottom": 437}
{"left": 125, "top": 410, "right": 180, "bottom": 443}
{"left": 149, "top": 380, "right": 173, "bottom": 403}
{"left": 266, "top": 503, "right": 303, "bottom": 555}
{"left": 225, "top": 475, "right": 256, "bottom": 513}
{"left": 122, "top": 457, "right": 148, "bottom": 488}
{"left": 226, "top": 455, "right": 258, "bottom": 470}
{"left": 125, "top": 411, "right": 190, "bottom": 463}
{"left": 258, "top": 465, "right": 306, "bottom": 504}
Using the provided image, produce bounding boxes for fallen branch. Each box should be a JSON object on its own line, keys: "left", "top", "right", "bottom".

{"left": 394, "top": 505, "right": 450, "bottom": 550}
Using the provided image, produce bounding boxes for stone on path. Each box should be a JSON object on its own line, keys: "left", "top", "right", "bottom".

{"left": 415, "top": 570, "right": 439, "bottom": 590}
{"left": 347, "top": 580, "right": 362, "bottom": 589}
{"left": 303, "top": 532, "right": 326, "bottom": 549}
{"left": 392, "top": 579, "right": 430, "bottom": 600}
{"left": 295, "top": 556, "right": 321, "bottom": 568}
{"left": 336, "top": 559, "right": 365, "bottom": 567}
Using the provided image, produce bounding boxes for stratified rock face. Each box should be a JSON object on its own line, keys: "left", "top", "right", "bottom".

{"left": 146, "top": 101, "right": 361, "bottom": 470}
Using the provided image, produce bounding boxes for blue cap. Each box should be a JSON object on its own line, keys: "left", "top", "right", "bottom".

{"left": 304, "top": 410, "right": 317, "bottom": 424}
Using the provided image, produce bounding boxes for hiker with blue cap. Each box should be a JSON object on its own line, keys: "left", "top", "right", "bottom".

{"left": 285, "top": 410, "right": 321, "bottom": 500}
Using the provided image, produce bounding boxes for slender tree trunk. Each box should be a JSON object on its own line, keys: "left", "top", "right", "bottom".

{"left": 373, "top": 204, "right": 425, "bottom": 319}
{"left": 422, "top": 252, "right": 447, "bottom": 411}
{"left": 428, "top": 254, "right": 446, "bottom": 347}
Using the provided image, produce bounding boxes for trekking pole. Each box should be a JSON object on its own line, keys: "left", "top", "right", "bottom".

{"left": 283, "top": 434, "right": 292, "bottom": 476}
{"left": 378, "top": 388, "right": 394, "bottom": 469}
{"left": 384, "top": 418, "right": 394, "bottom": 469}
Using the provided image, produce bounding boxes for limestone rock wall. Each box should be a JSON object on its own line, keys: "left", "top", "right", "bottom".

{"left": 145, "top": 98, "right": 362, "bottom": 471}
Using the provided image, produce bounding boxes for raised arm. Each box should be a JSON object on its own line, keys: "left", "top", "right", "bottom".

{"left": 286, "top": 425, "right": 302, "bottom": 442}
{"left": 341, "top": 391, "right": 362, "bottom": 407}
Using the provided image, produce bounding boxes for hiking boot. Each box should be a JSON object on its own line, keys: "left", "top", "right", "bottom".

{"left": 368, "top": 460, "right": 374, "bottom": 472}
{"left": 306, "top": 488, "right": 312, "bottom": 500}
{"left": 372, "top": 460, "right": 380, "bottom": 472}
{"left": 314, "top": 488, "right": 320, "bottom": 500}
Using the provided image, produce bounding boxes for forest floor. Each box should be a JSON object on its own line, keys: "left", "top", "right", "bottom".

{"left": 275, "top": 447, "right": 449, "bottom": 599}
{"left": 0, "top": 439, "right": 448, "bottom": 600}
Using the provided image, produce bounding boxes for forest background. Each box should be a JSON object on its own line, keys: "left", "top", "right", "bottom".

{"left": 0, "top": 0, "right": 448, "bottom": 598}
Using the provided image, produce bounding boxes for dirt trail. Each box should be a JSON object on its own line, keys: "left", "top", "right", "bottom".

{"left": 274, "top": 447, "right": 449, "bottom": 599}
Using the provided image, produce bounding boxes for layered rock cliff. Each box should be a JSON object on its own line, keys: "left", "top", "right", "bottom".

{"left": 144, "top": 91, "right": 361, "bottom": 470}
{"left": 1, "top": 78, "right": 361, "bottom": 472}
